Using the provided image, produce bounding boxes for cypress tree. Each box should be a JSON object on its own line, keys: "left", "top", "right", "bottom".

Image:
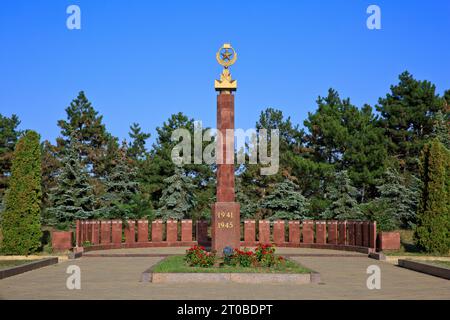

{"left": 414, "top": 139, "right": 450, "bottom": 254}
{"left": 431, "top": 110, "right": 450, "bottom": 149}
{"left": 1, "top": 131, "right": 42, "bottom": 254}
{"left": 47, "top": 134, "right": 96, "bottom": 227}
{"left": 0, "top": 113, "right": 22, "bottom": 203}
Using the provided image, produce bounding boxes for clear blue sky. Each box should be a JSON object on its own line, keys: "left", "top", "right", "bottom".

{"left": 1, "top": 0, "right": 449, "bottom": 145}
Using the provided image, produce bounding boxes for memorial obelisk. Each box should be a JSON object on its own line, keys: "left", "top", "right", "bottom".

{"left": 211, "top": 43, "right": 241, "bottom": 253}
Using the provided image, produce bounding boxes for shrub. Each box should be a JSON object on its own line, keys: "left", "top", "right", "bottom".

{"left": 414, "top": 139, "right": 450, "bottom": 255}
{"left": 1, "top": 131, "right": 42, "bottom": 255}
{"left": 185, "top": 245, "right": 216, "bottom": 267}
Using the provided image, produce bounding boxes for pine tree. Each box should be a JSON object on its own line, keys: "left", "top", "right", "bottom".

{"left": 376, "top": 71, "right": 443, "bottom": 172}
{"left": 0, "top": 114, "right": 22, "bottom": 202}
{"left": 128, "top": 123, "right": 151, "bottom": 161}
{"left": 1, "top": 131, "right": 42, "bottom": 254}
{"left": 414, "top": 139, "right": 450, "bottom": 255}
{"left": 156, "top": 167, "right": 197, "bottom": 220}
{"left": 323, "top": 170, "right": 362, "bottom": 220}
{"left": 376, "top": 168, "right": 419, "bottom": 229}
{"left": 100, "top": 141, "right": 139, "bottom": 219}
{"left": 304, "top": 90, "right": 387, "bottom": 200}
{"left": 261, "top": 179, "right": 310, "bottom": 220}
{"left": 57, "top": 91, "right": 114, "bottom": 178}
{"left": 47, "top": 134, "right": 96, "bottom": 227}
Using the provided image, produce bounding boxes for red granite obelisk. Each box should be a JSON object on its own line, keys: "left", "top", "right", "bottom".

{"left": 211, "top": 43, "right": 240, "bottom": 253}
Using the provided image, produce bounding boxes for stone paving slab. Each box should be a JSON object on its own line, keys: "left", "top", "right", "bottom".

{"left": 1, "top": 253, "right": 449, "bottom": 299}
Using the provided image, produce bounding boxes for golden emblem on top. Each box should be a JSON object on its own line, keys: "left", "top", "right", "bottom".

{"left": 216, "top": 43, "right": 237, "bottom": 68}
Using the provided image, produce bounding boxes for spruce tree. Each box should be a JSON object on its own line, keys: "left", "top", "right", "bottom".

{"left": 261, "top": 179, "right": 310, "bottom": 220}
{"left": 414, "top": 139, "right": 450, "bottom": 254}
{"left": 57, "top": 91, "right": 114, "bottom": 178}
{"left": 1, "top": 131, "right": 42, "bottom": 254}
{"left": 156, "top": 167, "right": 197, "bottom": 220}
{"left": 100, "top": 141, "right": 139, "bottom": 219}
{"left": 323, "top": 170, "right": 362, "bottom": 220}
{"left": 47, "top": 134, "right": 96, "bottom": 227}
{"left": 376, "top": 168, "right": 419, "bottom": 229}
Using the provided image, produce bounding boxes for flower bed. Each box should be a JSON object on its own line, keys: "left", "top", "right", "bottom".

{"left": 153, "top": 244, "right": 311, "bottom": 274}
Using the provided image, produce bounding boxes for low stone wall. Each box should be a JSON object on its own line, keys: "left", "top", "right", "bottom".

{"left": 76, "top": 219, "right": 196, "bottom": 249}
{"left": 75, "top": 219, "right": 377, "bottom": 253}
{"left": 241, "top": 220, "right": 376, "bottom": 252}
{"left": 398, "top": 259, "right": 450, "bottom": 280}
{"left": 0, "top": 257, "right": 58, "bottom": 280}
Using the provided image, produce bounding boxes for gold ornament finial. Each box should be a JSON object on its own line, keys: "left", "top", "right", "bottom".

{"left": 216, "top": 43, "right": 237, "bottom": 68}
{"left": 215, "top": 43, "right": 237, "bottom": 91}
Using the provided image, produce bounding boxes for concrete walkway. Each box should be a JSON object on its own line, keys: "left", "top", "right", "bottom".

{"left": 0, "top": 247, "right": 449, "bottom": 299}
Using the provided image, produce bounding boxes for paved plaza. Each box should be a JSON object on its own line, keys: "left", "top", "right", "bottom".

{"left": 0, "top": 247, "right": 449, "bottom": 299}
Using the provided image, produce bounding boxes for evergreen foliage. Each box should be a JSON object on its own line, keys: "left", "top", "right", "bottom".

{"left": 99, "top": 142, "right": 140, "bottom": 219}
{"left": 1, "top": 131, "right": 42, "bottom": 254}
{"left": 323, "top": 170, "right": 362, "bottom": 220}
{"left": 47, "top": 134, "right": 96, "bottom": 227}
{"left": 414, "top": 139, "right": 450, "bottom": 255}
{"left": 375, "top": 168, "right": 419, "bottom": 229}
{"left": 156, "top": 167, "right": 197, "bottom": 220}
{"left": 235, "top": 177, "right": 259, "bottom": 219}
{"left": 376, "top": 71, "right": 443, "bottom": 172}
{"left": 0, "top": 113, "right": 22, "bottom": 202}
{"left": 431, "top": 110, "right": 450, "bottom": 149}
{"left": 128, "top": 123, "right": 151, "bottom": 161}
{"left": 304, "top": 89, "right": 387, "bottom": 200}
{"left": 260, "top": 179, "right": 310, "bottom": 220}
{"left": 57, "top": 91, "right": 115, "bottom": 178}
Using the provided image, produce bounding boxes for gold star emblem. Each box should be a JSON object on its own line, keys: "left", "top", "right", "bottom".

{"left": 216, "top": 43, "right": 237, "bottom": 68}
{"left": 221, "top": 49, "right": 233, "bottom": 61}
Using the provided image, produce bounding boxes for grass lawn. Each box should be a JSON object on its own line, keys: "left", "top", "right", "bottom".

{"left": 152, "top": 255, "right": 311, "bottom": 274}
{"left": 0, "top": 260, "right": 33, "bottom": 270}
